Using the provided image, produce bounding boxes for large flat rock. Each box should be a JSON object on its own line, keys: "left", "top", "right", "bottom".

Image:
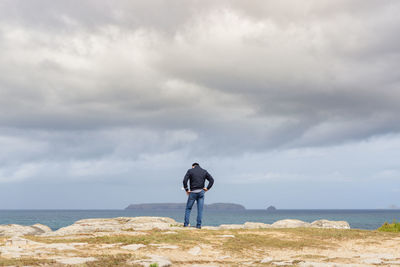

{"left": 311, "top": 219, "right": 350, "bottom": 229}
{"left": 49, "top": 216, "right": 181, "bottom": 235}
{"left": 0, "top": 223, "right": 52, "bottom": 237}
{"left": 271, "top": 219, "right": 311, "bottom": 228}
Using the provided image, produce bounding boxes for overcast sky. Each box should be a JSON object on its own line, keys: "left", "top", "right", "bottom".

{"left": 0, "top": 0, "right": 399, "bottom": 209}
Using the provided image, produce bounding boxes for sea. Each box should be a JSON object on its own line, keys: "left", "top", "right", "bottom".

{"left": 1, "top": 209, "right": 400, "bottom": 231}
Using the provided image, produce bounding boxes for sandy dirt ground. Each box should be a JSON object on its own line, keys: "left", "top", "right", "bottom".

{"left": 1, "top": 227, "right": 400, "bottom": 266}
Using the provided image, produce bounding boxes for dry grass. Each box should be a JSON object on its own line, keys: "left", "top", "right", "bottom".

{"left": 27, "top": 228, "right": 392, "bottom": 256}
{"left": 28, "top": 229, "right": 215, "bottom": 249}
{"left": 0, "top": 257, "right": 55, "bottom": 266}
{"left": 221, "top": 232, "right": 331, "bottom": 256}
{"left": 251, "top": 227, "right": 383, "bottom": 240}
{"left": 22, "top": 228, "right": 400, "bottom": 266}
{"left": 210, "top": 228, "right": 394, "bottom": 257}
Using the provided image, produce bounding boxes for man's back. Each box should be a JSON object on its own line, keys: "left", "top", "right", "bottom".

{"left": 183, "top": 165, "right": 214, "bottom": 192}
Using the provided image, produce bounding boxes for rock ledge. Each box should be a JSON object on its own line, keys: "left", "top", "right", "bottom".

{"left": 0, "top": 217, "right": 350, "bottom": 237}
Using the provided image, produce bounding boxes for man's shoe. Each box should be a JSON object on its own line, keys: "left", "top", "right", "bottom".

{"left": 196, "top": 226, "right": 201, "bottom": 229}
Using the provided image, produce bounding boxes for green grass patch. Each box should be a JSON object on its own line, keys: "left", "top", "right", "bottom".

{"left": 378, "top": 220, "right": 400, "bottom": 232}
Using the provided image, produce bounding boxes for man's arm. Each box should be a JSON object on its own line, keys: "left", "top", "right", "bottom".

{"left": 205, "top": 171, "right": 214, "bottom": 190}
{"left": 183, "top": 170, "right": 191, "bottom": 192}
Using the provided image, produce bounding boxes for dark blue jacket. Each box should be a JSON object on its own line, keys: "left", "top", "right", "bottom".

{"left": 183, "top": 165, "right": 214, "bottom": 192}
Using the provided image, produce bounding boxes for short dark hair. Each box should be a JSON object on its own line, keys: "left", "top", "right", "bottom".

{"left": 192, "top": 162, "right": 199, "bottom": 167}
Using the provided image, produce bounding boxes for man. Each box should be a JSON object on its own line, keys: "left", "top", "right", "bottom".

{"left": 183, "top": 163, "right": 214, "bottom": 229}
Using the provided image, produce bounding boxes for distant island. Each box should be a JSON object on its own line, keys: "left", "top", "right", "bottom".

{"left": 266, "top": 205, "right": 277, "bottom": 212}
{"left": 125, "top": 203, "right": 246, "bottom": 211}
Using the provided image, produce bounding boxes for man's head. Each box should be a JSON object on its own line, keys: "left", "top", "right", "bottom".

{"left": 192, "top": 162, "right": 199, "bottom": 168}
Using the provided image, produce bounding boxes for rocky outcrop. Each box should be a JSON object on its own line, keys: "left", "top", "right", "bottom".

{"left": 244, "top": 222, "right": 271, "bottom": 229}
{"left": 218, "top": 224, "right": 245, "bottom": 230}
{"left": 31, "top": 223, "right": 52, "bottom": 233}
{"left": 129, "top": 254, "right": 172, "bottom": 267}
{"left": 49, "top": 217, "right": 181, "bottom": 236}
{"left": 270, "top": 219, "right": 351, "bottom": 229}
{"left": 121, "top": 244, "right": 146, "bottom": 251}
{"left": 188, "top": 246, "right": 202, "bottom": 255}
{"left": 0, "top": 223, "right": 52, "bottom": 237}
{"left": 55, "top": 257, "right": 97, "bottom": 265}
{"left": 0, "top": 237, "right": 88, "bottom": 259}
{"left": 0, "top": 217, "right": 350, "bottom": 237}
{"left": 202, "top": 219, "right": 349, "bottom": 230}
{"left": 271, "top": 219, "right": 312, "bottom": 228}
{"left": 310, "top": 219, "right": 350, "bottom": 229}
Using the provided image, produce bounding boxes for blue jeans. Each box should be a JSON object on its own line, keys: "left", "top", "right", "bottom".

{"left": 184, "top": 190, "right": 205, "bottom": 228}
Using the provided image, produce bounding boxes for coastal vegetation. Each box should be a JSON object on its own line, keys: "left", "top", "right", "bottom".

{"left": 2, "top": 217, "right": 400, "bottom": 266}
{"left": 20, "top": 227, "right": 400, "bottom": 266}
{"left": 378, "top": 220, "right": 400, "bottom": 232}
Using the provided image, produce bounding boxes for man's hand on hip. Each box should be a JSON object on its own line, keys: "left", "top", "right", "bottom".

{"left": 186, "top": 191, "right": 191, "bottom": 196}
{"left": 203, "top": 188, "right": 208, "bottom": 192}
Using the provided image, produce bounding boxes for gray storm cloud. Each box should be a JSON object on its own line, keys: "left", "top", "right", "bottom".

{"left": 0, "top": 0, "right": 399, "bottom": 189}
